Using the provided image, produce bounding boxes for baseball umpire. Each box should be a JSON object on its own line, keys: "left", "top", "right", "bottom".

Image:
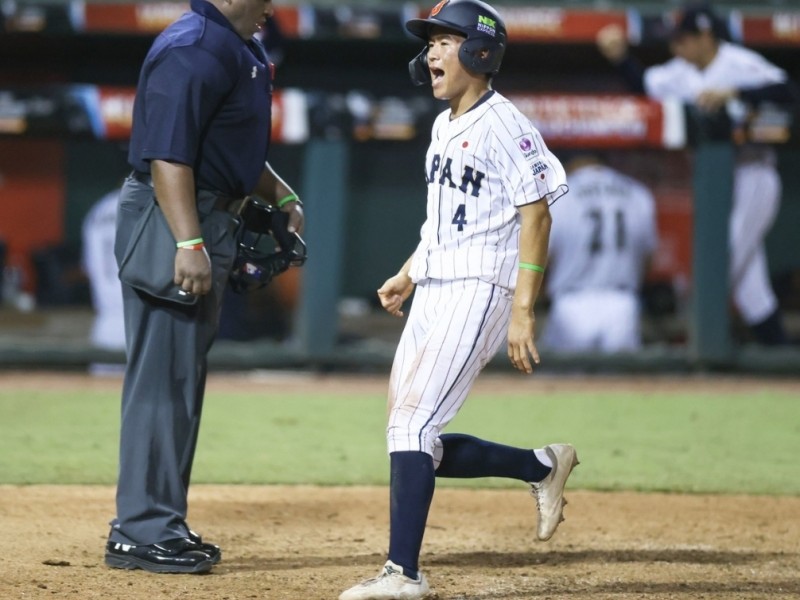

{"left": 105, "top": 0, "right": 303, "bottom": 574}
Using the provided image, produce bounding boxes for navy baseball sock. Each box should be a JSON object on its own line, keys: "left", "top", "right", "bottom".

{"left": 435, "top": 433, "right": 552, "bottom": 482}
{"left": 387, "top": 451, "right": 435, "bottom": 580}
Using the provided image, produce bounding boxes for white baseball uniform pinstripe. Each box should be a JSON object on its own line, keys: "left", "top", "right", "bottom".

{"left": 388, "top": 91, "right": 567, "bottom": 455}
{"left": 644, "top": 41, "right": 785, "bottom": 325}
{"left": 540, "top": 164, "right": 657, "bottom": 352}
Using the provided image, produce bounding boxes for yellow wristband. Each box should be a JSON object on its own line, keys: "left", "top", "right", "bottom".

{"left": 176, "top": 237, "right": 203, "bottom": 248}
{"left": 277, "top": 193, "right": 300, "bottom": 208}
{"left": 519, "top": 262, "right": 545, "bottom": 273}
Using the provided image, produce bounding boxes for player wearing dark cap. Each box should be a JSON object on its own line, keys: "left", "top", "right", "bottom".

{"left": 597, "top": 2, "right": 798, "bottom": 345}
{"left": 670, "top": 3, "right": 729, "bottom": 40}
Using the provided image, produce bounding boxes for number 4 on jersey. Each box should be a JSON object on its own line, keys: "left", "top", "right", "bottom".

{"left": 452, "top": 204, "right": 467, "bottom": 231}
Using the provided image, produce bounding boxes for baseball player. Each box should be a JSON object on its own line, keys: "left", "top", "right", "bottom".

{"left": 597, "top": 2, "right": 796, "bottom": 345}
{"left": 340, "top": 2, "right": 576, "bottom": 599}
{"left": 540, "top": 154, "right": 658, "bottom": 353}
{"left": 105, "top": 0, "right": 303, "bottom": 575}
{"left": 82, "top": 187, "right": 126, "bottom": 373}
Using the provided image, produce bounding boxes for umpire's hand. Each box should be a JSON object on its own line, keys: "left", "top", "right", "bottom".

{"left": 282, "top": 201, "right": 304, "bottom": 235}
{"left": 175, "top": 247, "right": 212, "bottom": 296}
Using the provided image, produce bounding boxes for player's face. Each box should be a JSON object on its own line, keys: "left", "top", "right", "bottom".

{"left": 427, "top": 29, "right": 480, "bottom": 103}
{"left": 670, "top": 32, "right": 709, "bottom": 68}
{"left": 226, "top": 0, "right": 274, "bottom": 39}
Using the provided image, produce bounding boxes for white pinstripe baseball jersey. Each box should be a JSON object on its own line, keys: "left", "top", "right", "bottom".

{"left": 546, "top": 164, "right": 657, "bottom": 297}
{"left": 540, "top": 164, "right": 657, "bottom": 352}
{"left": 408, "top": 90, "right": 568, "bottom": 288}
{"left": 644, "top": 41, "right": 787, "bottom": 103}
{"left": 643, "top": 41, "right": 785, "bottom": 325}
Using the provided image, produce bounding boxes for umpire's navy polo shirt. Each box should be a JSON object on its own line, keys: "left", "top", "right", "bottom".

{"left": 128, "top": 0, "right": 272, "bottom": 198}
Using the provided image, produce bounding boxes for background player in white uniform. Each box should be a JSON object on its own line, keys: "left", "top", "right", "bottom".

{"left": 541, "top": 154, "right": 658, "bottom": 352}
{"left": 597, "top": 2, "right": 796, "bottom": 345}
{"left": 340, "top": 2, "right": 576, "bottom": 599}
{"left": 82, "top": 187, "right": 125, "bottom": 373}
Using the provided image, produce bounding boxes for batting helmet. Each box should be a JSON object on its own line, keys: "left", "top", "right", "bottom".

{"left": 228, "top": 198, "right": 307, "bottom": 294}
{"left": 406, "top": 0, "right": 507, "bottom": 86}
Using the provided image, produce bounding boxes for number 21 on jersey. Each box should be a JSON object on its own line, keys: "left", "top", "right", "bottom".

{"left": 587, "top": 208, "right": 626, "bottom": 253}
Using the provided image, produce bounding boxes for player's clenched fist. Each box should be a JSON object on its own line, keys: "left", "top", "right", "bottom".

{"left": 377, "top": 272, "right": 415, "bottom": 318}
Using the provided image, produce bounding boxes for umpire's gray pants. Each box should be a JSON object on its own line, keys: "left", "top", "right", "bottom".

{"left": 109, "top": 176, "right": 237, "bottom": 545}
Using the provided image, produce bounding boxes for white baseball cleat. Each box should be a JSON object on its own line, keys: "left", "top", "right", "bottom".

{"left": 530, "top": 443, "right": 579, "bottom": 541}
{"left": 339, "top": 560, "right": 431, "bottom": 600}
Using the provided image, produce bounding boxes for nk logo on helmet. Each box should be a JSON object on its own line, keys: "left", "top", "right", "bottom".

{"left": 477, "top": 15, "right": 497, "bottom": 36}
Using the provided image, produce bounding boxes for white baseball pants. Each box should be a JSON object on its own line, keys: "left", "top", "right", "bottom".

{"left": 387, "top": 278, "right": 512, "bottom": 456}
{"left": 730, "top": 161, "right": 782, "bottom": 325}
{"left": 540, "top": 289, "right": 641, "bottom": 353}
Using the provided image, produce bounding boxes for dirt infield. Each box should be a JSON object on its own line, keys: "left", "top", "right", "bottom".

{"left": 2, "top": 485, "right": 799, "bottom": 600}
{"left": 2, "top": 373, "right": 799, "bottom": 599}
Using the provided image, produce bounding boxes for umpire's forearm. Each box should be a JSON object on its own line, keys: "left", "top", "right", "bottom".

{"left": 151, "top": 160, "right": 201, "bottom": 243}
{"left": 253, "top": 161, "right": 297, "bottom": 204}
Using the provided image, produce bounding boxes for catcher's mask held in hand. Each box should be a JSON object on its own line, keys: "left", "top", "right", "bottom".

{"left": 229, "top": 198, "right": 307, "bottom": 293}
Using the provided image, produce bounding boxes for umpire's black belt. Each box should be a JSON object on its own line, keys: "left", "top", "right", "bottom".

{"left": 130, "top": 170, "right": 243, "bottom": 214}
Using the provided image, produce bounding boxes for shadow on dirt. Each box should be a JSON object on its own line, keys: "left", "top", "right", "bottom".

{"left": 223, "top": 547, "right": 796, "bottom": 570}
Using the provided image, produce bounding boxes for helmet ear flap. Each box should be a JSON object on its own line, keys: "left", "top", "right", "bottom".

{"left": 459, "top": 37, "right": 505, "bottom": 75}
{"left": 409, "top": 46, "right": 431, "bottom": 86}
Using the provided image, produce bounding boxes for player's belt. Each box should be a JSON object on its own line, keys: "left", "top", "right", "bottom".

{"left": 130, "top": 170, "right": 243, "bottom": 213}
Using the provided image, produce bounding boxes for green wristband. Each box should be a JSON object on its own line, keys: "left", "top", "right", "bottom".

{"left": 277, "top": 193, "right": 299, "bottom": 208}
{"left": 176, "top": 237, "right": 204, "bottom": 248}
{"left": 519, "top": 262, "right": 545, "bottom": 273}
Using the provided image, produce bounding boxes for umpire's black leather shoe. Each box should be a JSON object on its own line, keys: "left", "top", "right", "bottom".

{"left": 187, "top": 528, "right": 222, "bottom": 565}
{"left": 105, "top": 537, "right": 214, "bottom": 574}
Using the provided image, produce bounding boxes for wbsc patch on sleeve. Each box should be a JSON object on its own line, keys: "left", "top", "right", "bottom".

{"left": 514, "top": 134, "right": 539, "bottom": 161}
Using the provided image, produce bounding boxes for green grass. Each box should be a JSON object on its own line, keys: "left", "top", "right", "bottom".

{"left": 1, "top": 385, "right": 798, "bottom": 494}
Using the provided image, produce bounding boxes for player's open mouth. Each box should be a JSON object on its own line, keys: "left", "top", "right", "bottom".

{"left": 430, "top": 68, "right": 444, "bottom": 84}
